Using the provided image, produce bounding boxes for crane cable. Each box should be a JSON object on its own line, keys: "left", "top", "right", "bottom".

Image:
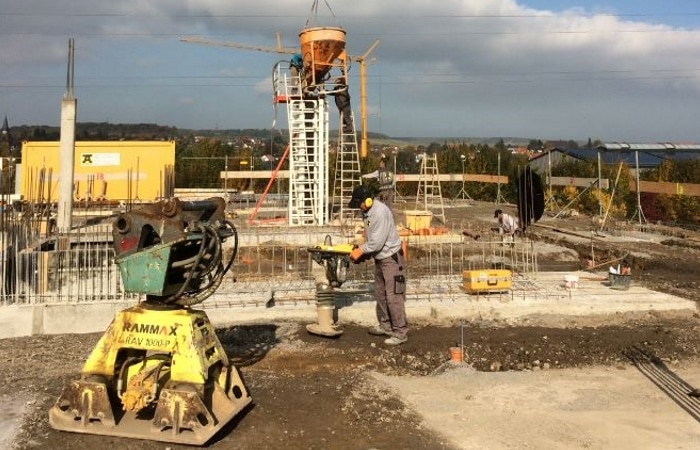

{"left": 305, "top": 0, "right": 341, "bottom": 29}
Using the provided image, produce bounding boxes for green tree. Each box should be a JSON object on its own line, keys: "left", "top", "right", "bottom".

{"left": 527, "top": 139, "right": 544, "bottom": 151}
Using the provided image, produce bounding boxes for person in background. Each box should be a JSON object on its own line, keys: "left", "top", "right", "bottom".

{"left": 333, "top": 77, "right": 354, "bottom": 134}
{"left": 289, "top": 53, "right": 303, "bottom": 96}
{"left": 348, "top": 184, "right": 408, "bottom": 346}
{"left": 610, "top": 259, "right": 631, "bottom": 276}
{"left": 362, "top": 156, "right": 395, "bottom": 208}
{"left": 620, "top": 259, "right": 631, "bottom": 276}
{"left": 494, "top": 209, "right": 520, "bottom": 244}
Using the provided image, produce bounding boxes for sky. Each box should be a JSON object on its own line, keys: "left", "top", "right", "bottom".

{"left": 2, "top": 0, "right": 700, "bottom": 142}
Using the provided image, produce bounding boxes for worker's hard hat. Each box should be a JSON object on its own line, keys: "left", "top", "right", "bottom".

{"left": 348, "top": 185, "right": 374, "bottom": 209}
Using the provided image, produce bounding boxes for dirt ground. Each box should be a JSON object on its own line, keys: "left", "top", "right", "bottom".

{"left": 3, "top": 202, "right": 700, "bottom": 449}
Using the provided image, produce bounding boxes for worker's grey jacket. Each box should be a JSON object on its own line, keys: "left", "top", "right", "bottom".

{"left": 360, "top": 199, "right": 401, "bottom": 260}
{"left": 362, "top": 169, "right": 394, "bottom": 192}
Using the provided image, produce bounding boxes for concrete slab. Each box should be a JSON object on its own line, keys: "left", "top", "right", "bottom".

{"left": 345, "top": 276, "right": 695, "bottom": 327}
{"left": 374, "top": 361, "right": 700, "bottom": 450}
{"left": 0, "top": 307, "right": 34, "bottom": 339}
{"left": 0, "top": 301, "right": 134, "bottom": 340}
{"left": 0, "top": 271, "right": 695, "bottom": 339}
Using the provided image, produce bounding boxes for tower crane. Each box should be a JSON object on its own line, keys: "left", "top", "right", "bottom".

{"left": 179, "top": 34, "right": 297, "bottom": 56}
{"left": 179, "top": 35, "right": 379, "bottom": 158}
{"left": 354, "top": 40, "right": 379, "bottom": 159}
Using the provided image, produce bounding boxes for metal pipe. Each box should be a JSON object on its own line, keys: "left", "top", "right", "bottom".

{"left": 460, "top": 319, "right": 465, "bottom": 360}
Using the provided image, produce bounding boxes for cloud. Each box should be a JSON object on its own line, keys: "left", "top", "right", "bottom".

{"left": 2, "top": 1, "right": 700, "bottom": 141}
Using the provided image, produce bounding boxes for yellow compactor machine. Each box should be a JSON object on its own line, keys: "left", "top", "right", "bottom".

{"left": 49, "top": 197, "right": 251, "bottom": 445}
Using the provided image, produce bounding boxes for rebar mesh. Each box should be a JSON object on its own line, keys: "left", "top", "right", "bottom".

{"left": 1, "top": 200, "right": 588, "bottom": 308}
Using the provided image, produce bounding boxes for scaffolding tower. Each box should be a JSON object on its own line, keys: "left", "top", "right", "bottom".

{"left": 268, "top": 25, "right": 350, "bottom": 226}
{"left": 270, "top": 60, "right": 330, "bottom": 226}
{"left": 287, "top": 96, "right": 329, "bottom": 226}
{"left": 415, "top": 153, "right": 446, "bottom": 223}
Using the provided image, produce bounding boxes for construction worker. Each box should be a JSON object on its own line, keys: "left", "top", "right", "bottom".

{"left": 620, "top": 260, "right": 631, "bottom": 276}
{"left": 362, "top": 156, "right": 395, "bottom": 208}
{"left": 494, "top": 209, "right": 520, "bottom": 244}
{"left": 289, "top": 53, "right": 303, "bottom": 96}
{"left": 333, "top": 77, "right": 353, "bottom": 134}
{"left": 348, "top": 184, "right": 408, "bottom": 346}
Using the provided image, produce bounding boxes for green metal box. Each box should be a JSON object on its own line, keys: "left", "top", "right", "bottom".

{"left": 116, "top": 243, "right": 173, "bottom": 295}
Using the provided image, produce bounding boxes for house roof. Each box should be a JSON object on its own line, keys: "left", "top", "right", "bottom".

{"left": 576, "top": 148, "right": 662, "bottom": 167}
{"left": 599, "top": 142, "right": 700, "bottom": 153}
{"left": 529, "top": 143, "right": 700, "bottom": 169}
{"left": 598, "top": 143, "right": 700, "bottom": 167}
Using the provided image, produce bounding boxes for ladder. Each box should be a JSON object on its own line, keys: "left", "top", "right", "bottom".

{"left": 331, "top": 110, "right": 361, "bottom": 223}
{"left": 415, "top": 153, "right": 446, "bottom": 223}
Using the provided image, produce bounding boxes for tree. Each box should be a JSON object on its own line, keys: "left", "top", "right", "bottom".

{"left": 495, "top": 139, "right": 506, "bottom": 153}
{"left": 427, "top": 142, "right": 442, "bottom": 154}
{"left": 527, "top": 139, "right": 544, "bottom": 151}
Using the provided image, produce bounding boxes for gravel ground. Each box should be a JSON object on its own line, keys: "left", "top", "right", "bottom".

{"left": 3, "top": 202, "right": 700, "bottom": 449}
{"left": 3, "top": 313, "right": 700, "bottom": 450}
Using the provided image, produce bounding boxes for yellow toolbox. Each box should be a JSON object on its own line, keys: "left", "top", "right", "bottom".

{"left": 462, "top": 269, "right": 512, "bottom": 293}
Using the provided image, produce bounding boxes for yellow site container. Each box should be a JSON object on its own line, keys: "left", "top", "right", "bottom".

{"left": 405, "top": 210, "right": 433, "bottom": 231}
{"left": 20, "top": 140, "right": 175, "bottom": 202}
{"left": 462, "top": 269, "right": 512, "bottom": 293}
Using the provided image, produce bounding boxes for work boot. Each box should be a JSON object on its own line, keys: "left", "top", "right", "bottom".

{"left": 368, "top": 325, "right": 392, "bottom": 336}
{"left": 383, "top": 334, "right": 408, "bottom": 346}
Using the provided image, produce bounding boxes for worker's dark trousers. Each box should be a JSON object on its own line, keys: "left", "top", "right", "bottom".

{"left": 374, "top": 252, "right": 408, "bottom": 337}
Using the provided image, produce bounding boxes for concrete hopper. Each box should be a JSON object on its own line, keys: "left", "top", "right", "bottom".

{"left": 299, "top": 26, "right": 347, "bottom": 88}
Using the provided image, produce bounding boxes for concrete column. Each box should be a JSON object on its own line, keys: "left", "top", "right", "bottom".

{"left": 56, "top": 97, "right": 76, "bottom": 237}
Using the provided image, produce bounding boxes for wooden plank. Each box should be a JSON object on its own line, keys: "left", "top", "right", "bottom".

{"left": 630, "top": 180, "right": 700, "bottom": 196}
{"left": 217, "top": 170, "right": 700, "bottom": 197}
{"left": 548, "top": 176, "right": 609, "bottom": 189}
{"left": 221, "top": 171, "right": 509, "bottom": 184}
{"left": 397, "top": 174, "right": 509, "bottom": 184}
{"left": 220, "top": 170, "right": 289, "bottom": 179}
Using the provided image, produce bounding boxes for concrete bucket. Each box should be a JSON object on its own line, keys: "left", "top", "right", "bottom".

{"left": 299, "top": 26, "right": 346, "bottom": 87}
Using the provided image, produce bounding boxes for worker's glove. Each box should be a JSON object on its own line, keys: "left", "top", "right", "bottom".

{"left": 350, "top": 247, "right": 364, "bottom": 262}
